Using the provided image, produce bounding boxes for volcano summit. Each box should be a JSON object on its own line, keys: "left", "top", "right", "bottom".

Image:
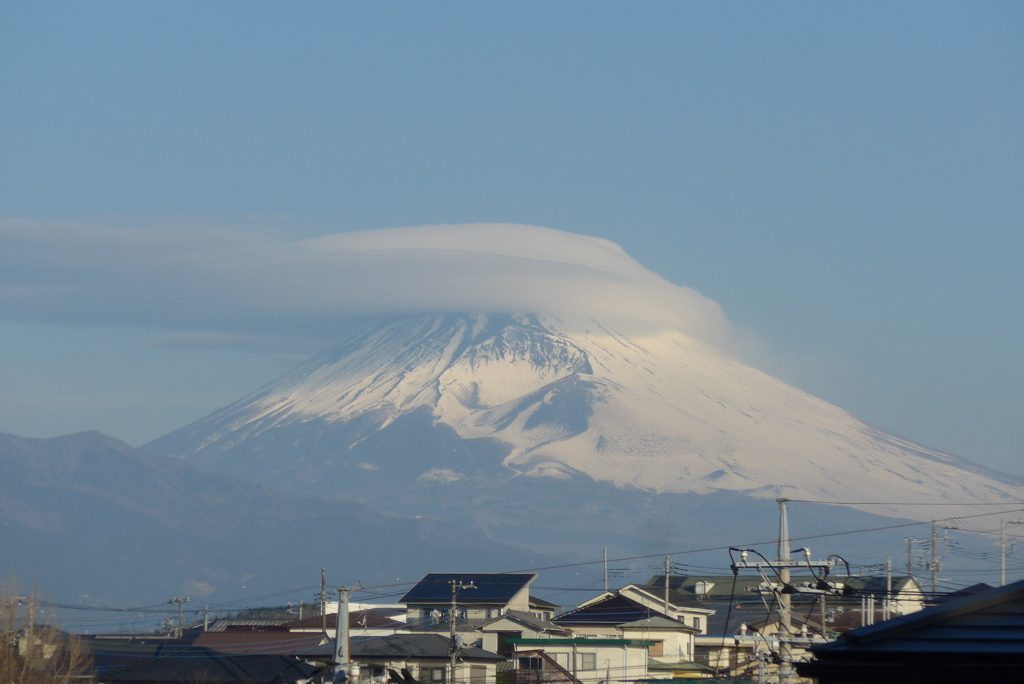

{"left": 146, "top": 312, "right": 1023, "bottom": 524}
{"left": 140, "top": 224, "right": 1024, "bottom": 557}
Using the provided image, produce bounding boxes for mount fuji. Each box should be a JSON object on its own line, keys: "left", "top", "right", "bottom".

{"left": 145, "top": 311, "right": 1024, "bottom": 556}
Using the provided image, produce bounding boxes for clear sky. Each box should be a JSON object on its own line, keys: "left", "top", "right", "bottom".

{"left": 1, "top": 2, "right": 1022, "bottom": 476}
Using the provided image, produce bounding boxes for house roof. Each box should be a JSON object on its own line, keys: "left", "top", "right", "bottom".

{"left": 299, "top": 633, "right": 506, "bottom": 662}
{"left": 553, "top": 593, "right": 670, "bottom": 627}
{"left": 82, "top": 638, "right": 197, "bottom": 676}
{"left": 623, "top": 585, "right": 715, "bottom": 615}
{"left": 528, "top": 596, "right": 561, "bottom": 611}
{"left": 618, "top": 616, "right": 697, "bottom": 632}
{"left": 400, "top": 574, "right": 536, "bottom": 605}
{"left": 99, "top": 648, "right": 319, "bottom": 684}
{"left": 510, "top": 638, "right": 656, "bottom": 647}
{"left": 193, "top": 631, "right": 328, "bottom": 656}
{"left": 206, "top": 620, "right": 291, "bottom": 632}
{"left": 286, "top": 609, "right": 405, "bottom": 631}
{"left": 478, "top": 610, "right": 572, "bottom": 635}
{"left": 799, "top": 578, "right": 1024, "bottom": 683}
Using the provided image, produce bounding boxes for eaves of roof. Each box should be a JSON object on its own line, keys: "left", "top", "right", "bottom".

{"left": 510, "top": 638, "right": 656, "bottom": 647}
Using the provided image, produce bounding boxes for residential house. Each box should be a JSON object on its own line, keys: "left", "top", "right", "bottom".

{"left": 509, "top": 637, "right": 654, "bottom": 684}
{"left": 400, "top": 574, "right": 539, "bottom": 632}
{"left": 476, "top": 610, "right": 572, "bottom": 657}
{"left": 299, "top": 633, "right": 505, "bottom": 684}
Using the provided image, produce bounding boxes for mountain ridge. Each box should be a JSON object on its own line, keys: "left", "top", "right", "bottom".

{"left": 0, "top": 429, "right": 547, "bottom": 604}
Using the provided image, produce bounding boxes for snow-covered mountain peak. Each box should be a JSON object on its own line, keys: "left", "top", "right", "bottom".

{"left": 146, "top": 313, "right": 1024, "bottom": 523}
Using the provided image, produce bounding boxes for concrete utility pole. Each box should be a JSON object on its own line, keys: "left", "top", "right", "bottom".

{"left": 926, "top": 522, "right": 951, "bottom": 600}
{"left": 333, "top": 587, "right": 351, "bottom": 681}
{"left": 730, "top": 499, "right": 844, "bottom": 684}
{"left": 664, "top": 555, "right": 671, "bottom": 615}
{"left": 930, "top": 521, "right": 938, "bottom": 599}
{"left": 448, "top": 580, "right": 476, "bottom": 684}
{"left": 168, "top": 597, "right": 191, "bottom": 638}
{"left": 778, "top": 499, "right": 793, "bottom": 684}
{"left": 321, "top": 569, "right": 328, "bottom": 634}
{"left": 1000, "top": 518, "right": 1024, "bottom": 585}
{"left": 603, "top": 547, "right": 608, "bottom": 594}
{"left": 883, "top": 557, "right": 892, "bottom": 621}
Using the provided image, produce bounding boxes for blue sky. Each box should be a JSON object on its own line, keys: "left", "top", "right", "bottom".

{"left": 1, "top": 2, "right": 1022, "bottom": 476}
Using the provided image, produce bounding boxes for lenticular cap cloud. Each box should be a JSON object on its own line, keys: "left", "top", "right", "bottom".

{"left": 0, "top": 220, "right": 738, "bottom": 351}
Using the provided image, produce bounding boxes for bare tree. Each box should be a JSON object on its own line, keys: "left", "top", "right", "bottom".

{"left": 1, "top": 580, "right": 92, "bottom": 684}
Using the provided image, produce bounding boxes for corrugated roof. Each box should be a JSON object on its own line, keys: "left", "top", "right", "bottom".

{"left": 206, "top": 620, "right": 290, "bottom": 633}
{"left": 400, "top": 573, "right": 536, "bottom": 605}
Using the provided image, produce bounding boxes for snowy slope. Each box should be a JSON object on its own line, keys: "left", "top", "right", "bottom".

{"left": 146, "top": 313, "right": 1024, "bottom": 522}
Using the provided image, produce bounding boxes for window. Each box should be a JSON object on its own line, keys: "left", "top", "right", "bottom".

{"left": 692, "top": 617, "right": 701, "bottom": 632}
{"left": 577, "top": 653, "right": 597, "bottom": 671}
{"left": 421, "top": 667, "right": 445, "bottom": 683}
{"left": 470, "top": 666, "right": 487, "bottom": 684}
{"left": 519, "top": 657, "right": 542, "bottom": 671}
{"left": 552, "top": 653, "right": 569, "bottom": 669}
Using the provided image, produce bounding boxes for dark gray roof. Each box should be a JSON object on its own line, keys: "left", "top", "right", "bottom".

{"left": 799, "top": 578, "right": 1024, "bottom": 683}
{"left": 299, "top": 634, "right": 506, "bottom": 663}
{"left": 83, "top": 638, "right": 196, "bottom": 676}
{"left": 400, "top": 574, "right": 535, "bottom": 605}
{"left": 554, "top": 593, "right": 668, "bottom": 627}
{"left": 100, "top": 648, "right": 319, "bottom": 684}
{"left": 528, "top": 596, "right": 561, "bottom": 611}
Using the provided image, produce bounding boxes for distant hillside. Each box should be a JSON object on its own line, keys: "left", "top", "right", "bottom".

{"left": 0, "top": 431, "right": 544, "bottom": 605}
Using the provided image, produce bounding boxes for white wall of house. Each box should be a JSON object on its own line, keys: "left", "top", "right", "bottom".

{"left": 515, "top": 642, "right": 650, "bottom": 684}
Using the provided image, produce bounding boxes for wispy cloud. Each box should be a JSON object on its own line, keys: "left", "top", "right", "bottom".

{"left": 0, "top": 219, "right": 748, "bottom": 354}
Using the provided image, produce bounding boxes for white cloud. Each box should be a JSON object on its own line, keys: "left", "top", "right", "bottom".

{"left": 0, "top": 219, "right": 748, "bottom": 354}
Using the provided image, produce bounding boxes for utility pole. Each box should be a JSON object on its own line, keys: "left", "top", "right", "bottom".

{"left": 664, "top": 555, "right": 671, "bottom": 615}
{"left": 926, "top": 522, "right": 952, "bottom": 600}
{"left": 1000, "top": 518, "right": 1024, "bottom": 585}
{"left": 203, "top": 605, "right": 210, "bottom": 631}
{"left": 168, "top": 597, "right": 191, "bottom": 638}
{"left": 930, "top": 521, "right": 938, "bottom": 599}
{"left": 778, "top": 499, "right": 793, "bottom": 684}
{"left": 884, "top": 557, "right": 892, "bottom": 621}
{"left": 730, "top": 499, "right": 845, "bottom": 684}
{"left": 448, "top": 580, "right": 476, "bottom": 684}
{"left": 603, "top": 547, "right": 608, "bottom": 594}
{"left": 333, "top": 587, "right": 351, "bottom": 682}
{"left": 321, "top": 569, "right": 328, "bottom": 634}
